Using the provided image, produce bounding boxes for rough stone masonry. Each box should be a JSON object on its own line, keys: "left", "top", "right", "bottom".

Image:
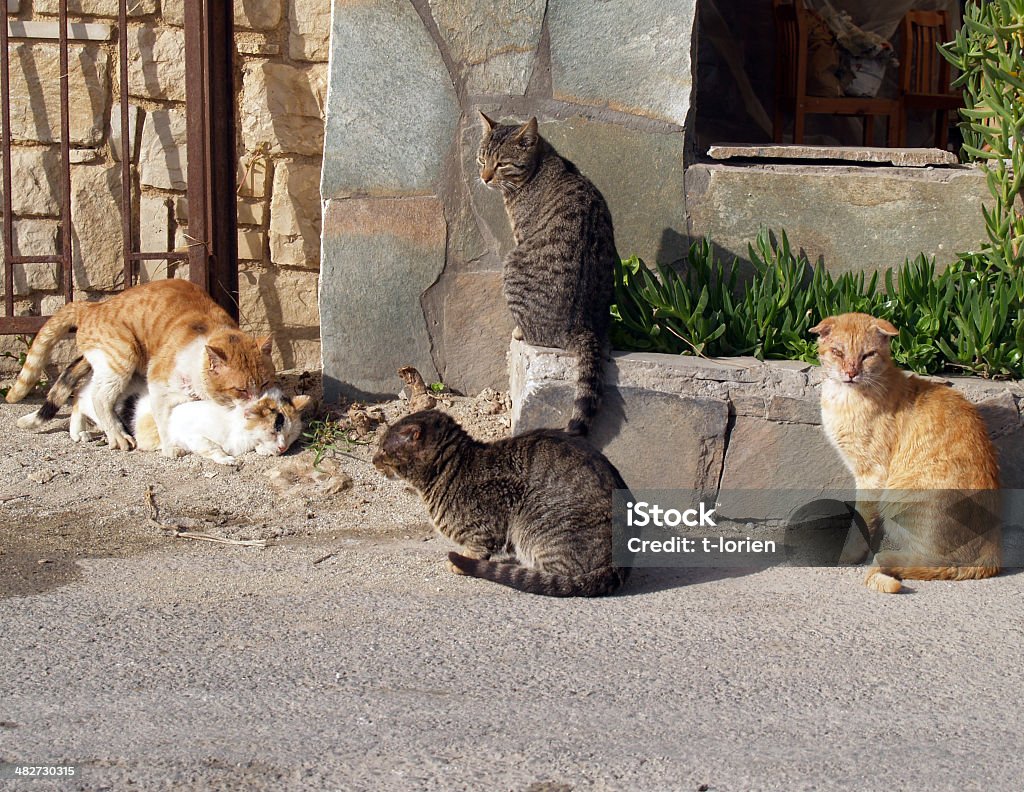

{"left": 318, "top": 0, "right": 991, "bottom": 401}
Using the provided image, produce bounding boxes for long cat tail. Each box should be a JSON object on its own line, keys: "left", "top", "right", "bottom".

{"left": 565, "top": 330, "right": 604, "bottom": 436}
{"left": 865, "top": 564, "right": 999, "bottom": 594}
{"left": 447, "top": 552, "right": 626, "bottom": 597}
{"left": 5, "top": 302, "right": 83, "bottom": 404}
{"left": 17, "top": 356, "right": 91, "bottom": 430}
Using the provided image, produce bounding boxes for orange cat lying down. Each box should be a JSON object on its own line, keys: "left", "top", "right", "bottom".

{"left": 811, "top": 312, "right": 1000, "bottom": 593}
{"left": 6, "top": 279, "right": 274, "bottom": 454}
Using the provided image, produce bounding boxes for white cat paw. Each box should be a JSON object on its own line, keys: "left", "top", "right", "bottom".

{"left": 210, "top": 454, "right": 237, "bottom": 466}
{"left": 106, "top": 430, "right": 136, "bottom": 451}
{"left": 512, "top": 326, "right": 524, "bottom": 341}
{"left": 161, "top": 445, "right": 186, "bottom": 459}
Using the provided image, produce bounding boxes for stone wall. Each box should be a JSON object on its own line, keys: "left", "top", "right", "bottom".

{"left": 686, "top": 162, "right": 992, "bottom": 273}
{"left": 510, "top": 340, "right": 1024, "bottom": 495}
{"left": 319, "top": 0, "right": 699, "bottom": 401}
{"left": 1, "top": 0, "right": 330, "bottom": 373}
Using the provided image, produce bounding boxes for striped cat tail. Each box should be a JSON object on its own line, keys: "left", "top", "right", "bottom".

{"left": 447, "top": 552, "right": 626, "bottom": 597}
{"left": 17, "top": 356, "right": 91, "bottom": 430}
{"left": 566, "top": 329, "right": 604, "bottom": 436}
{"left": 5, "top": 302, "right": 83, "bottom": 404}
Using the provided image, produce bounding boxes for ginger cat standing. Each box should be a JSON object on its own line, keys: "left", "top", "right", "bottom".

{"left": 7, "top": 280, "right": 274, "bottom": 454}
{"left": 811, "top": 312, "right": 1000, "bottom": 593}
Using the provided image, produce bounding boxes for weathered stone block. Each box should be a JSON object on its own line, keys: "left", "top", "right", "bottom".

{"left": 321, "top": 0, "right": 458, "bottom": 198}
{"left": 234, "top": 0, "right": 282, "bottom": 30}
{"left": 548, "top": 0, "right": 696, "bottom": 126}
{"left": 269, "top": 161, "right": 321, "bottom": 269}
{"left": 7, "top": 219, "right": 59, "bottom": 296}
{"left": 320, "top": 196, "right": 445, "bottom": 400}
{"left": 108, "top": 104, "right": 141, "bottom": 163}
{"left": 686, "top": 163, "right": 991, "bottom": 273}
{"left": 236, "top": 36, "right": 281, "bottom": 57}
{"left": 127, "top": 26, "right": 187, "bottom": 102}
{"left": 461, "top": 113, "right": 687, "bottom": 266}
{"left": 239, "top": 266, "right": 320, "bottom": 331}
{"left": 162, "top": 0, "right": 184, "bottom": 26}
{"left": 241, "top": 62, "right": 326, "bottom": 157}
{"left": 70, "top": 165, "right": 125, "bottom": 290}
{"left": 237, "top": 230, "right": 266, "bottom": 260}
{"left": 3, "top": 147, "right": 61, "bottom": 216}
{"left": 717, "top": 417, "right": 854, "bottom": 521}
{"left": 139, "top": 194, "right": 171, "bottom": 254}
{"left": 237, "top": 200, "right": 266, "bottom": 226}
{"left": 139, "top": 109, "right": 187, "bottom": 190}
{"left": 428, "top": 0, "right": 545, "bottom": 95}
{"left": 440, "top": 271, "right": 515, "bottom": 394}
{"left": 238, "top": 153, "right": 270, "bottom": 200}
{"left": 35, "top": 0, "right": 155, "bottom": 16}
{"left": 289, "top": 0, "right": 332, "bottom": 62}
{"left": 510, "top": 342, "right": 729, "bottom": 492}
{"left": 542, "top": 116, "right": 687, "bottom": 266}
{"left": 8, "top": 43, "right": 109, "bottom": 146}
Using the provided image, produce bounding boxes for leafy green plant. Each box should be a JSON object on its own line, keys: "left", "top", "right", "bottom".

{"left": 941, "top": 0, "right": 1024, "bottom": 266}
{"left": 610, "top": 230, "right": 1024, "bottom": 379}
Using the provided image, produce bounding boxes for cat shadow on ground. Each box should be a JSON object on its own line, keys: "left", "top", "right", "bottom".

{"left": 619, "top": 566, "right": 758, "bottom": 596}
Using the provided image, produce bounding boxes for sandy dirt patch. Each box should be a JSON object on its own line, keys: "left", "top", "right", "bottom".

{"left": 0, "top": 371, "right": 511, "bottom": 599}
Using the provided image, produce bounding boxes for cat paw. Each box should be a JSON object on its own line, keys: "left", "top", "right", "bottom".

{"left": 447, "top": 558, "right": 469, "bottom": 576}
{"left": 512, "top": 326, "right": 524, "bottom": 341}
{"left": 106, "top": 430, "right": 136, "bottom": 451}
{"left": 161, "top": 445, "right": 186, "bottom": 459}
{"left": 211, "top": 454, "right": 238, "bottom": 466}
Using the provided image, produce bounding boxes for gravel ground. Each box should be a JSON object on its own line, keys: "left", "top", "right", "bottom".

{"left": 2, "top": 375, "right": 1024, "bottom": 791}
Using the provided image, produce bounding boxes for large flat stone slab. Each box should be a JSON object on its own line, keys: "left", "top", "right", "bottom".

{"left": 428, "top": 0, "right": 546, "bottom": 95}
{"left": 462, "top": 113, "right": 688, "bottom": 267}
{"left": 548, "top": 0, "right": 697, "bottom": 126}
{"left": 320, "top": 197, "right": 446, "bottom": 401}
{"left": 321, "top": 0, "right": 458, "bottom": 199}
{"left": 439, "top": 271, "right": 516, "bottom": 394}
{"left": 686, "top": 163, "right": 991, "bottom": 273}
{"left": 708, "top": 145, "right": 959, "bottom": 167}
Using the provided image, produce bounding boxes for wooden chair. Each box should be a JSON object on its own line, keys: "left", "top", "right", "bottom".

{"left": 896, "top": 9, "right": 962, "bottom": 149}
{"left": 773, "top": 0, "right": 899, "bottom": 146}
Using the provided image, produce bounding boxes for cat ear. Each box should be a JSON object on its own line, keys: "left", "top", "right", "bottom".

{"left": 870, "top": 318, "right": 899, "bottom": 337}
{"left": 256, "top": 335, "right": 273, "bottom": 356}
{"left": 206, "top": 345, "right": 228, "bottom": 372}
{"left": 808, "top": 317, "right": 836, "bottom": 338}
{"left": 513, "top": 117, "right": 539, "bottom": 148}
{"left": 395, "top": 423, "right": 422, "bottom": 447}
{"left": 291, "top": 394, "right": 311, "bottom": 412}
{"left": 478, "top": 111, "right": 496, "bottom": 132}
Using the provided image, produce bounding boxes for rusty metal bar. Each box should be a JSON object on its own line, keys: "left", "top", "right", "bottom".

{"left": 130, "top": 252, "right": 188, "bottom": 261}
{"left": 1, "top": 0, "right": 14, "bottom": 319}
{"left": 58, "top": 0, "right": 72, "bottom": 302}
{"left": 182, "top": 0, "right": 237, "bottom": 319}
{"left": 183, "top": 0, "right": 210, "bottom": 294}
{"left": 2, "top": 316, "right": 48, "bottom": 334}
{"left": 118, "top": 0, "right": 133, "bottom": 289}
{"left": 9, "top": 256, "right": 65, "bottom": 264}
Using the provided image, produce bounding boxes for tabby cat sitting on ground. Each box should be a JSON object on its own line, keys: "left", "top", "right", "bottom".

{"left": 373, "top": 410, "right": 630, "bottom": 597}
{"left": 7, "top": 279, "right": 274, "bottom": 455}
{"left": 811, "top": 312, "right": 1001, "bottom": 593}
{"left": 478, "top": 113, "right": 618, "bottom": 436}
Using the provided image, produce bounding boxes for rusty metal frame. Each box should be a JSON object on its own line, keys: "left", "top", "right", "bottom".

{"left": 0, "top": 0, "right": 238, "bottom": 336}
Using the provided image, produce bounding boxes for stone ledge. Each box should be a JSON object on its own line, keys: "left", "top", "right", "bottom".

{"left": 509, "top": 341, "right": 1024, "bottom": 493}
